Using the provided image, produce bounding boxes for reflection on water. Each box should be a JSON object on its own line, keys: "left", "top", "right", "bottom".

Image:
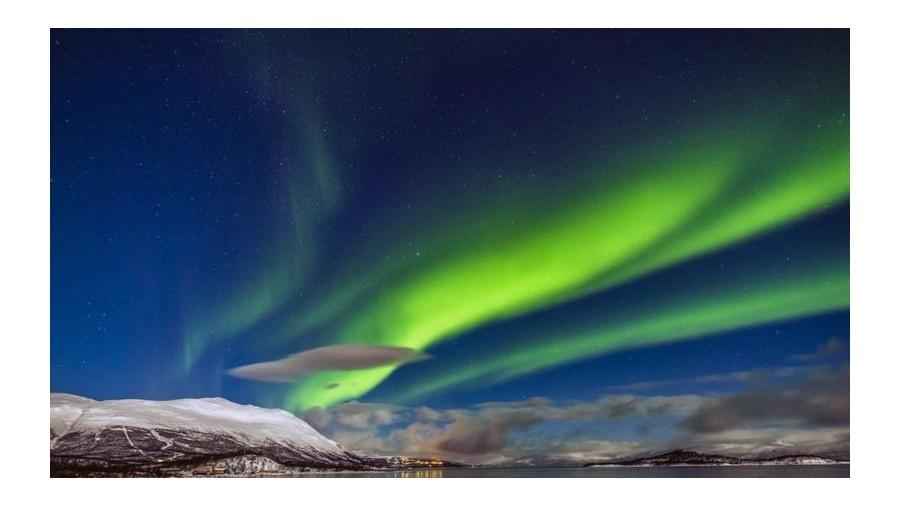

{"left": 396, "top": 469, "right": 444, "bottom": 478}
{"left": 293, "top": 464, "right": 849, "bottom": 478}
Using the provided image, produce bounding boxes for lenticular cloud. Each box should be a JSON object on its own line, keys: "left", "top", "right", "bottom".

{"left": 228, "top": 344, "right": 429, "bottom": 383}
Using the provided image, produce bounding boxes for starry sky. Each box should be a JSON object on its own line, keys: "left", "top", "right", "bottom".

{"left": 51, "top": 29, "right": 849, "bottom": 462}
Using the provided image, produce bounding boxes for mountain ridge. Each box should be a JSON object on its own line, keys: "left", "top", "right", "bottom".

{"left": 50, "top": 393, "right": 375, "bottom": 476}
{"left": 584, "top": 449, "right": 847, "bottom": 467}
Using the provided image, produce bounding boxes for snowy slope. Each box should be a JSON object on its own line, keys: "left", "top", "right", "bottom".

{"left": 50, "top": 394, "right": 372, "bottom": 476}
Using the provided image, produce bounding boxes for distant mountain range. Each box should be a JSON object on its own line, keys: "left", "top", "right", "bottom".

{"left": 585, "top": 449, "right": 847, "bottom": 468}
{"left": 50, "top": 394, "right": 459, "bottom": 477}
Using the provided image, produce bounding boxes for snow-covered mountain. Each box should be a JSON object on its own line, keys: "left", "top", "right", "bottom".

{"left": 50, "top": 393, "right": 374, "bottom": 476}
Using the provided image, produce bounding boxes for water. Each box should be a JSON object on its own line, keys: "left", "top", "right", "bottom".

{"left": 292, "top": 464, "right": 849, "bottom": 478}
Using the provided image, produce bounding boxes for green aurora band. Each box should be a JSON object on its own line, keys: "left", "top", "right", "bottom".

{"left": 277, "top": 107, "right": 848, "bottom": 411}
{"left": 180, "top": 106, "right": 341, "bottom": 373}
{"left": 389, "top": 248, "right": 848, "bottom": 404}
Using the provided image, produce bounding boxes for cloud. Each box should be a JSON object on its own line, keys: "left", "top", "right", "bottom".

{"left": 302, "top": 406, "right": 332, "bottom": 431}
{"left": 329, "top": 401, "right": 402, "bottom": 430}
{"left": 790, "top": 337, "right": 848, "bottom": 362}
{"left": 678, "top": 366, "right": 849, "bottom": 433}
{"left": 425, "top": 395, "right": 705, "bottom": 457}
{"left": 227, "top": 344, "right": 429, "bottom": 383}
{"left": 612, "top": 366, "right": 816, "bottom": 392}
{"left": 430, "top": 407, "right": 545, "bottom": 455}
{"left": 415, "top": 406, "right": 448, "bottom": 422}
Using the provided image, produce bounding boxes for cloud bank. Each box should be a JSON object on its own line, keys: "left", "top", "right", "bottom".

{"left": 679, "top": 366, "right": 849, "bottom": 433}
{"left": 303, "top": 366, "right": 849, "bottom": 464}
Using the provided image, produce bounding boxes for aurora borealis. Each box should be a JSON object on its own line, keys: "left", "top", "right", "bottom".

{"left": 279, "top": 105, "right": 848, "bottom": 410}
{"left": 52, "top": 29, "right": 850, "bottom": 461}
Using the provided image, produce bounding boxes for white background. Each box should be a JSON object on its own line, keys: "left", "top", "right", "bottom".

{"left": 1, "top": 1, "right": 897, "bottom": 504}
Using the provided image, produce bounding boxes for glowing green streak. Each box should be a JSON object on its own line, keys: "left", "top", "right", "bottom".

{"left": 392, "top": 256, "right": 848, "bottom": 403}
{"left": 285, "top": 111, "right": 848, "bottom": 410}
{"left": 181, "top": 117, "right": 340, "bottom": 373}
{"left": 284, "top": 135, "right": 751, "bottom": 408}
{"left": 268, "top": 176, "right": 551, "bottom": 348}
{"left": 182, "top": 254, "right": 301, "bottom": 371}
{"left": 582, "top": 120, "right": 849, "bottom": 294}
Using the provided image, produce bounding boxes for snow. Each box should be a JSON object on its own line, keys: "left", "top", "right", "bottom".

{"left": 50, "top": 393, "right": 344, "bottom": 454}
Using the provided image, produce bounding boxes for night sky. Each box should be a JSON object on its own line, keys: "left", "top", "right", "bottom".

{"left": 51, "top": 29, "right": 849, "bottom": 462}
